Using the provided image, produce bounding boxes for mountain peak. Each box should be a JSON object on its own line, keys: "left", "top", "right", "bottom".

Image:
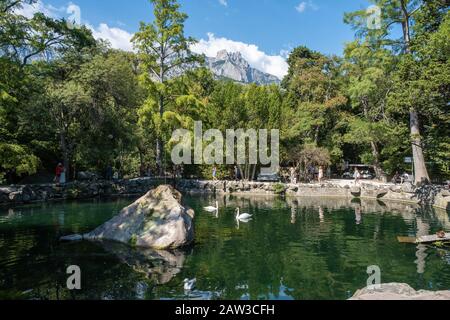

{"left": 207, "top": 50, "right": 280, "bottom": 85}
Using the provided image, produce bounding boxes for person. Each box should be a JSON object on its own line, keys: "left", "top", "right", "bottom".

{"left": 55, "top": 163, "right": 64, "bottom": 184}
{"left": 59, "top": 164, "right": 66, "bottom": 185}
{"left": 212, "top": 166, "right": 218, "bottom": 181}
{"left": 402, "top": 172, "right": 410, "bottom": 184}
{"left": 290, "top": 167, "right": 297, "bottom": 184}
{"left": 234, "top": 165, "right": 240, "bottom": 181}
{"left": 354, "top": 168, "right": 361, "bottom": 185}
{"left": 105, "top": 165, "right": 113, "bottom": 181}
{"left": 318, "top": 166, "right": 324, "bottom": 183}
{"left": 392, "top": 171, "right": 400, "bottom": 185}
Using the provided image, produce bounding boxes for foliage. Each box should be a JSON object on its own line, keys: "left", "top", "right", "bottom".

{"left": 0, "top": 0, "right": 448, "bottom": 184}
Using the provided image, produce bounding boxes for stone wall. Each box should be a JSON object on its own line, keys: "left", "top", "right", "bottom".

{"left": 0, "top": 178, "right": 162, "bottom": 206}
{"left": 1, "top": 178, "right": 449, "bottom": 211}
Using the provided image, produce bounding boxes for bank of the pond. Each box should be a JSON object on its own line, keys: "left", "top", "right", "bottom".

{"left": 0, "top": 178, "right": 449, "bottom": 211}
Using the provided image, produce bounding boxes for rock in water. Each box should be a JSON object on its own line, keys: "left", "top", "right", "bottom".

{"left": 82, "top": 185, "right": 194, "bottom": 249}
{"left": 350, "top": 283, "right": 450, "bottom": 300}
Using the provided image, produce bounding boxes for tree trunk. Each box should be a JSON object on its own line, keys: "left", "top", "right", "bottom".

{"left": 410, "top": 111, "right": 430, "bottom": 184}
{"left": 251, "top": 164, "right": 258, "bottom": 181}
{"left": 156, "top": 78, "right": 164, "bottom": 177}
{"left": 156, "top": 137, "right": 163, "bottom": 177}
{"left": 363, "top": 101, "right": 384, "bottom": 180}
{"left": 401, "top": 0, "right": 430, "bottom": 185}
{"left": 370, "top": 141, "right": 384, "bottom": 180}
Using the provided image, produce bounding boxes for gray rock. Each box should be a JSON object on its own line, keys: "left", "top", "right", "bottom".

{"left": 401, "top": 182, "right": 415, "bottom": 193}
{"left": 83, "top": 185, "right": 195, "bottom": 250}
{"left": 350, "top": 186, "right": 361, "bottom": 196}
{"left": 350, "top": 283, "right": 450, "bottom": 300}
{"left": 77, "top": 171, "right": 100, "bottom": 181}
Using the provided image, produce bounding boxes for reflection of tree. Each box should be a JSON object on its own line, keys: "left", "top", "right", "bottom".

{"left": 1, "top": 195, "right": 450, "bottom": 300}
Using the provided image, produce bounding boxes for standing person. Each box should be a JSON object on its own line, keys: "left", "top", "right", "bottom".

{"left": 212, "top": 166, "right": 218, "bottom": 181}
{"left": 59, "top": 164, "right": 66, "bottom": 185}
{"left": 392, "top": 171, "right": 400, "bottom": 185}
{"left": 318, "top": 166, "right": 324, "bottom": 183}
{"left": 290, "top": 167, "right": 297, "bottom": 184}
{"left": 402, "top": 172, "right": 410, "bottom": 184}
{"left": 105, "top": 165, "right": 113, "bottom": 181}
{"left": 55, "top": 163, "right": 64, "bottom": 184}
{"left": 354, "top": 168, "right": 361, "bottom": 185}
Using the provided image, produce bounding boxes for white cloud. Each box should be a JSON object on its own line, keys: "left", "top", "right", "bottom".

{"left": 219, "top": 0, "right": 228, "bottom": 6}
{"left": 295, "top": 1, "right": 318, "bottom": 13}
{"left": 14, "top": 0, "right": 62, "bottom": 18}
{"left": 90, "top": 23, "right": 134, "bottom": 52}
{"left": 295, "top": 2, "right": 307, "bottom": 13}
{"left": 13, "top": 1, "right": 289, "bottom": 79}
{"left": 15, "top": 0, "right": 133, "bottom": 52}
{"left": 191, "top": 33, "right": 288, "bottom": 79}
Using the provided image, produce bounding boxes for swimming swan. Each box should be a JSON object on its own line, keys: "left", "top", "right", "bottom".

{"left": 184, "top": 278, "right": 196, "bottom": 291}
{"left": 235, "top": 208, "right": 252, "bottom": 221}
{"left": 204, "top": 201, "right": 219, "bottom": 213}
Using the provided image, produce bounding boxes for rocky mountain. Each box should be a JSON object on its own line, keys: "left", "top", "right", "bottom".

{"left": 205, "top": 50, "right": 281, "bottom": 85}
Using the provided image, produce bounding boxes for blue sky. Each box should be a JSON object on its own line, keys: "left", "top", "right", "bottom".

{"left": 18, "top": 0, "right": 372, "bottom": 78}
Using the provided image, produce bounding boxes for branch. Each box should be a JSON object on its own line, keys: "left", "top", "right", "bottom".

{"left": 20, "top": 34, "right": 64, "bottom": 67}
{"left": 2, "top": 0, "right": 22, "bottom": 14}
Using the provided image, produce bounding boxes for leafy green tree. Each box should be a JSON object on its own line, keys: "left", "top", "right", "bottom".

{"left": 283, "top": 47, "right": 347, "bottom": 161}
{"left": 132, "top": 0, "right": 200, "bottom": 175}
{"left": 342, "top": 40, "right": 402, "bottom": 178}
{"left": 344, "top": 0, "right": 448, "bottom": 184}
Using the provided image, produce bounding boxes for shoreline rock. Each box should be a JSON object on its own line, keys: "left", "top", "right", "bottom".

{"left": 61, "top": 185, "right": 195, "bottom": 250}
{"left": 350, "top": 283, "right": 450, "bottom": 300}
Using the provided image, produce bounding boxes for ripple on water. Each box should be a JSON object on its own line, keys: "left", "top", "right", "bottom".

{"left": 0, "top": 196, "right": 450, "bottom": 300}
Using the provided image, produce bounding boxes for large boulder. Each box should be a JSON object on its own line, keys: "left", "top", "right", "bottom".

{"left": 350, "top": 283, "right": 450, "bottom": 300}
{"left": 62, "top": 185, "right": 195, "bottom": 249}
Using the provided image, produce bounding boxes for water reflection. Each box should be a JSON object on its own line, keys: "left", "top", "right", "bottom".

{"left": 0, "top": 195, "right": 449, "bottom": 300}
{"left": 98, "top": 241, "right": 187, "bottom": 285}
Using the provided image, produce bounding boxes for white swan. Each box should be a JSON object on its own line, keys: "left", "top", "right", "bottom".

{"left": 184, "top": 278, "right": 196, "bottom": 291}
{"left": 235, "top": 208, "right": 252, "bottom": 222}
{"left": 204, "top": 201, "right": 219, "bottom": 213}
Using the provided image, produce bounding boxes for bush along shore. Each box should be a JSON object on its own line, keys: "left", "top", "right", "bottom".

{"left": 0, "top": 179, "right": 449, "bottom": 211}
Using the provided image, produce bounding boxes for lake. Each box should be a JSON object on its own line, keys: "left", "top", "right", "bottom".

{"left": 0, "top": 194, "right": 449, "bottom": 300}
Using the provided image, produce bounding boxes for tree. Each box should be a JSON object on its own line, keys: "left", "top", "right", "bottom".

{"left": 345, "top": 0, "right": 438, "bottom": 184}
{"left": 132, "top": 0, "right": 200, "bottom": 175}
{"left": 282, "top": 47, "right": 347, "bottom": 159}
{"left": 342, "top": 40, "right": 398, "bottom": 179}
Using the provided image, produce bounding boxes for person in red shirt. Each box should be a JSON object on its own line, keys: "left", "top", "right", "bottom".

{"left": 55, "top": 163, "right": 64, "bottom": 184}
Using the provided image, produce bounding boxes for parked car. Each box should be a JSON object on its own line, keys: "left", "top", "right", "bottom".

{"left": 342, "top": 170, "right": 375, "bottom": 180}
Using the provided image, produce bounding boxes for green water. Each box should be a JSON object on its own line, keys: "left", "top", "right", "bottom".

{"left": 0, "top": 195, "right": 449, "bottom": 300}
